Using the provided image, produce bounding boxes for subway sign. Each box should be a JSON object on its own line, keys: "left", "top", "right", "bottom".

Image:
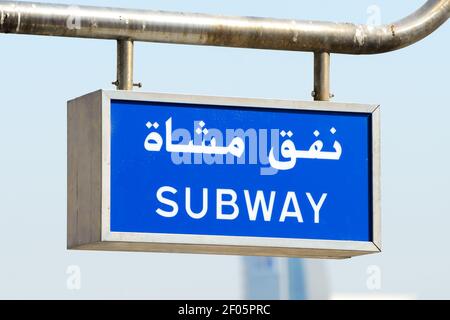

{"left": 67, "top": 90, "right": 381, "bottom": 259}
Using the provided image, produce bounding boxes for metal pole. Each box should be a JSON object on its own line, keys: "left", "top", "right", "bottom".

{"left": 313, "top": 52, "right": 331, "bottom": 102}
{"left": 115, "top": 39, "right": 134, "bottom": 91}
{"left": 0, "top": 0, "right": 448, "bottom": 95}
{"left": 0, "top": 1, "right": 448, "bottom": 55}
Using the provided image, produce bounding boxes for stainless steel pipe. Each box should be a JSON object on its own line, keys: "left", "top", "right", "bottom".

{"left": 0, "top": 1, "right": 448, "bottom": 54}
{"left": 115, "top": 40, "right": 134, "bottom": 91}
{"left": 314, "top": 52, "right": 331, "bottom": 101}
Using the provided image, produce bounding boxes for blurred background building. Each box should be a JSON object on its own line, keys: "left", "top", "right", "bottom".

{"left": 243, "top": 258, "right": 329, "bottom": 299}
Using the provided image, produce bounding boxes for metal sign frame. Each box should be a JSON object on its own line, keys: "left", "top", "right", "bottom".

{"left": 67, "top": 90, "right": 380, "bottom": 259}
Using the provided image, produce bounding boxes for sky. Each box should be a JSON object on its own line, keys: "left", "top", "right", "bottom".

{"left": 0, "top": 0, "right": 449, "bottom": 299}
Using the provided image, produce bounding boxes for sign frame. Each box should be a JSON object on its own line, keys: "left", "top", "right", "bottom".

{"left": 67, "top": 90, "right": 381, "bottom": 259}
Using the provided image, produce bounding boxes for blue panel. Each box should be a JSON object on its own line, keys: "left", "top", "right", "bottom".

{"left": 110, "top": 99, "right": 372, "bottom": 242}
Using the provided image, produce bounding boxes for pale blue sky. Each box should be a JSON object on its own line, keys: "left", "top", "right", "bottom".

{"left": 0, "top": 0, "right": 449, "bottom": 299}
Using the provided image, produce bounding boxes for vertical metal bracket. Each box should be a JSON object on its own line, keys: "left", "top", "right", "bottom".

{"left": 113, "top": 40, "right": 142, "bottom": 90}
{"left": 312, "top": 52, "right": 333, "bottom": 101}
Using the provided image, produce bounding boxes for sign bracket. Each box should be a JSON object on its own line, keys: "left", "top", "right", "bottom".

{"left": 0, "top": 1, "right": 447, "bottom": 96}
{"left": 112, "top": 42, "right": 334, "bottom": 103}
{"left": 112, "top": 39, "right": 142, "bottom": 91}
{"left": 313, "top": 52, "right": 333, "bottom": 102}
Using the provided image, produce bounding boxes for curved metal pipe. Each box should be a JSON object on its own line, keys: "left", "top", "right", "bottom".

{"left": 0, "top": 1, "right": 448, "bottom": 54}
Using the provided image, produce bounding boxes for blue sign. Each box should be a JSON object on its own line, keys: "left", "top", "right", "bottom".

{"left": 108, "top": 98, "right": 374, "bottom": 243}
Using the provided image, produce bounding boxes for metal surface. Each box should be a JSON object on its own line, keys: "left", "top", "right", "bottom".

{"left": 115, "top": 40, "right": 134, "bottom": 91}
{"left": 0, "top": 1, "right": 448, "bottom": 54}
{"left": 313, "top": 52, "right": 331, "bottom": 101}
{"left": 67, "top": 89, "right": 381, "bottom": 259}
